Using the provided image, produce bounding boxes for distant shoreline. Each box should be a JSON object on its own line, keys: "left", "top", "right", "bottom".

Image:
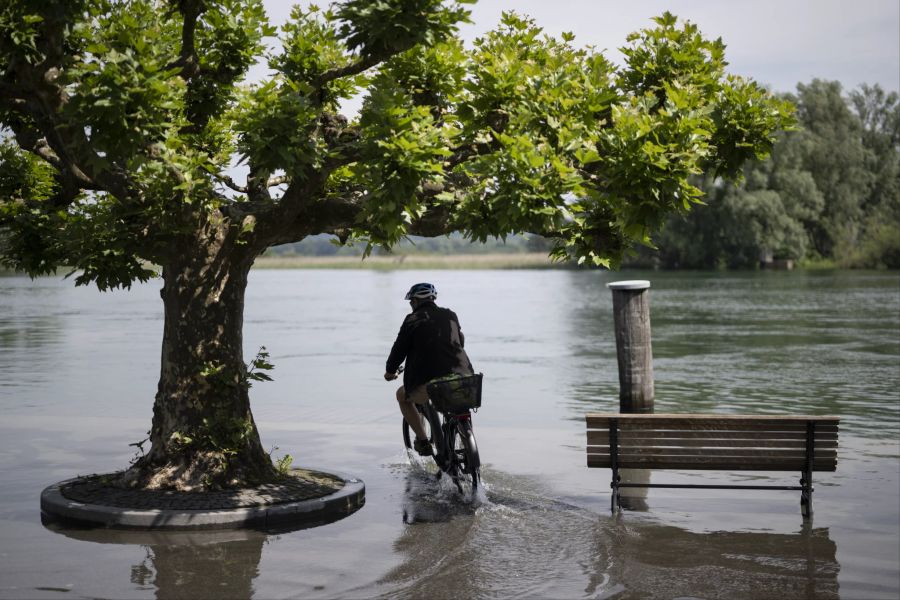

{"left": 253, "top": 253, "right": 564, "bottom": 270}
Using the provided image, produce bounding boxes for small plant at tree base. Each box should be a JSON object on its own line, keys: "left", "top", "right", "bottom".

{"left": 246, "top": 346, "right": 275, "bottom": 387}
{"left": 127, "top": 432, "right": 151, "bottom": 467}
{"left": 274, "top": 454, "right": 294, "bottom": 477}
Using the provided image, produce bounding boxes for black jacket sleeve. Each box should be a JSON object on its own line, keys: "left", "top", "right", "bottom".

{"left": 385, "top": 314, "right": 415, "bottom": 374}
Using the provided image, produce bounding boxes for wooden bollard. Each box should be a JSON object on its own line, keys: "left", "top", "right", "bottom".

{"left": 607, "top": 280, "right": 654, "bottom": 414}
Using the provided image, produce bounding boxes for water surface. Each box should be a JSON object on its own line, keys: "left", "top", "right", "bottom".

{"left": 1, "top": 269, "right": 898, "bottom": 599}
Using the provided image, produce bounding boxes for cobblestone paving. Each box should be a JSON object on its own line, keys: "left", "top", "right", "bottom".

{"left": 60, "top": 470, "right": 345, "bottom": 510}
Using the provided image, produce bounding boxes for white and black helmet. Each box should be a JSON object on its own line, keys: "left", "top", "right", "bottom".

{"left": 404, "top": 282, "right": 437, "bottom": 301}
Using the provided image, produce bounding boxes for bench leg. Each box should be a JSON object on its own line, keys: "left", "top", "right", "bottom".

{"left": 610, "top": 470, "right": 621, "bottom": 513}
{"left": 801, "top": 421, "right": 815, "bottom": 520}
{"left": 800, "top": 474, "right": 813, "bottom": 519}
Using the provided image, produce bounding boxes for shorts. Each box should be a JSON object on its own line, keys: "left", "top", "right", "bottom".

{"left": 397, "top": 384, "right": 428, "bottom": 405}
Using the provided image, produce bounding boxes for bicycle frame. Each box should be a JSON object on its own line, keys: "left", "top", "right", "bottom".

{"left": 433, "top": 410, "right": 472, "bottom": 470}
{"left": 426, "top": 403, "right": 480, "bottom": 494}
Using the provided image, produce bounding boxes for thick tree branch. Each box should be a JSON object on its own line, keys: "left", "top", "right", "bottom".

{"left": 447, "top": 139, "right": 500, "bottom": 170}
{"left": 214, "top": 173, "right": 249, "bottom": 194}
{"left": 5, "top": 109, "right": 103, "bottom": 201}
{"left": 406, "top": 203, "right": 453, "bottom": 237}
{"left": 311, "top": 53, "right": 384, "bottom": 91}
{"left": 166, "top": 0, "right": 204, "bottom": 78}
{"left": 213, "top": 173, "right": 292, "bottom": 195}
{"left": 264, "top": 192, "right": 363, "bottom": 247}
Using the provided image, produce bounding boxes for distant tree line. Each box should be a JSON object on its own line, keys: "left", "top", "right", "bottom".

{"left": 269, "top": 231, "right": 553, "bottom": 256}
{"left": 628, "top": 80, "right": 899, "bottom": 269}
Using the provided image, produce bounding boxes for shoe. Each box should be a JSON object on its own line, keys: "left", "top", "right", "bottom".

{"left": 413, "top": 438, "right": 433, "bottom": 456}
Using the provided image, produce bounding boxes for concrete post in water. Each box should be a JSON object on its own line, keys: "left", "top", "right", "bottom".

{"left": 607, "top": 280, "right": 654, "bottom": 414}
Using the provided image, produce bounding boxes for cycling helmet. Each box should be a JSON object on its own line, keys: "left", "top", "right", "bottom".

{"left": 405, "top": 282, "right": 437, "bottom": 301}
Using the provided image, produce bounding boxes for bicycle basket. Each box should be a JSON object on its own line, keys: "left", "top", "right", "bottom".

{"left": 426, "top": 373, "right": 483, "bottom": 413}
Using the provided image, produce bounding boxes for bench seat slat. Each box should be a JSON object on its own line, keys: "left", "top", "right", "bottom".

{"left": 587, "top": 455, "right": 837, "bottom": 471}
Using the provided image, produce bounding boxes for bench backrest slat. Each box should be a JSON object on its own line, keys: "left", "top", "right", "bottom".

{"left": 587, "top": 431, "right": 838, "bottom": 448}
{"left": 585, "top": 413, "right": 839, "bottom": 473}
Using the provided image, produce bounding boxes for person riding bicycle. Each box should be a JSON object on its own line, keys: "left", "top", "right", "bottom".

{"left": 384, "top": 282, "right": 474, "bottom": 456}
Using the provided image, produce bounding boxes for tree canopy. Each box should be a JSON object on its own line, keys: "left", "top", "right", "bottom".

{"left": 1, "top": 0, "right": 793, "bottom": 281}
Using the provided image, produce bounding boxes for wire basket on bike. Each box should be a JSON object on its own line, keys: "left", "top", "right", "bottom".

{"left": 426, "top": 373, "right": 483, "bottom": 414}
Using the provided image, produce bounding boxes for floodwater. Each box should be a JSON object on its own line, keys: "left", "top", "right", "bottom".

{"left": 1, "top": 268, "right": 898, "bottom": 599}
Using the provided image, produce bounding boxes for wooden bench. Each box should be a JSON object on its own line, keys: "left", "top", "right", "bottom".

{"left": 585, "top": 413, "right": 840, "bottom": 518}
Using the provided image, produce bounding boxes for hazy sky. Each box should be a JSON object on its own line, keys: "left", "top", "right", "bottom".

{"left": 261, "top": 0, "right": 900, "bottom": 95}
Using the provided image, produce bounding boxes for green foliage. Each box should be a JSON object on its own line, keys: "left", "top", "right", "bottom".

{"left": 64, "top": 1, "right": 184, "bottom": 164}
{"left": 184, "top": 0, "right": 273, "bottom": 127}
{"left": 234, "top": 78, "right": 322, "bottom": 173}
{"left": 707, "top": 76, "right": 796, "bottom": 179}
{"left": 335, "top": 0, "right": 474, "bottom": 59}
{"left": 0, "top": 141, "right": 61, "bottom": 274}
{"left": 355, "top": 80, "right": 453, "bottom": 248}
{"left": 449, "top": 12, "right": 617, "bottom": 255}
{"left": 199, "top": 414, "right": 254, "bottom": 457}
{"left": 1, "top": 140, "right": 157, "bottom": 287}
{"left": 168, "top": 414, "right": 255, "bottom": 460}
{"left": 270, "top": 5, "right": 357, "bottom": 106}
{"left": 633, "top": 81, "right": 900, "bottom": 269}
{"left": 201, "top": 346, "right": 274, "bottom": 393}
{"left": 246, "top": 346, "right": 274, "bottom": 386}
{"left": 618, "top": 12, "right": 726, "bottom": 98}
{"left": 0, "top": 0, "right": 89, "bottom": 67}
{"left": 273, "top": 453, "right": 293, "bottom": 477}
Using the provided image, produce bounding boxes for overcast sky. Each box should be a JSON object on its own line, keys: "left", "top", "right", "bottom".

{"left": 261, "top": 0, "right": 900, "bottom": 95}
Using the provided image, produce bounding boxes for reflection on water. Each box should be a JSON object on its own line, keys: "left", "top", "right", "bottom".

{"left": 596, "top": 521, "right": 838, "bottom": 600}
{"left": 132, "top": 535, "right": 263, "bottom": 600}
{"left": 42, "top": 524, "right": 265, "bottom": 600}
{"left": 381, "top": 466, "right": 839, "bottom": 600}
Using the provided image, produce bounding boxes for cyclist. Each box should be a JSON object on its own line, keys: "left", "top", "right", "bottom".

{"left": 384, "top": 282, "right": 474, "bottom": 456}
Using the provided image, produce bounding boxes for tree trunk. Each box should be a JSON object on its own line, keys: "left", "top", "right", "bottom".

{"left": 124, "top": 221, "right": 277, "bottom": 490}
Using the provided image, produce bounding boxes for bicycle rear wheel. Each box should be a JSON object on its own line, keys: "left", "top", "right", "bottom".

{"left": 448, "top": 419, "right": 480, "bottom": 495}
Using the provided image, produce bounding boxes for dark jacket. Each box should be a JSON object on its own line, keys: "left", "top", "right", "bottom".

{"left": 386, "top": 301, "right": 474, "bottom": 390}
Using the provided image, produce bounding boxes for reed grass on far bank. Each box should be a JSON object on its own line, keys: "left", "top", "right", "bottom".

{"left": 254, "top": 252, "right": 565, "bottom": 270}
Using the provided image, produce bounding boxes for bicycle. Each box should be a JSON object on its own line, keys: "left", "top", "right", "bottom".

{"left": 400, "top": 371, "right": 483, "bottom": 496}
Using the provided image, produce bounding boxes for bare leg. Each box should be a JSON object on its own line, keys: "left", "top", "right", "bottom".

{"left": 397, "top": 387, "right": 428, "bottom": 440}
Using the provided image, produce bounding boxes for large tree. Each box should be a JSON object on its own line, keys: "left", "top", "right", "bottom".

{"left": 0, "top": 0, "right": 793, "bottom": 490}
